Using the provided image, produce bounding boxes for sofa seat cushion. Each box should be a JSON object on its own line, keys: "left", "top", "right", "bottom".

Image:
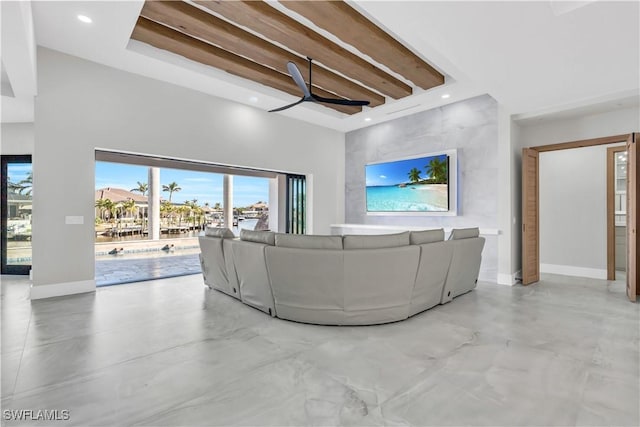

{"left": 240, "top": 229, "right": 275, "bottom": 246}
{"left": 275, "top": 234, "right": 343, "bottom": 250}
{"left": 205, "top": 226, "right": 235, "bottom": 238}
{"left": 449, "top": 227, "right": 480, "bottom": 240}
{"left": 343, "top": 231, "right": 410, "bottom": 249}
{"left": 410, "top": 229, "right": 445, "bottom": 245}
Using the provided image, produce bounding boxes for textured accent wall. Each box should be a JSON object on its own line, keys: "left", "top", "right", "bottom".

{"left": 345, "top": 95, "right": 498, "bottom": 280}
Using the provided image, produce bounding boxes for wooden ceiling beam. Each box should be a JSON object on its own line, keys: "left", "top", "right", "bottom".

{"left": 131, "top": 17, "right": 362, "bottom": 115}
{"left": 140, "top": 1, "right": 384, "bottom": 107}
{"left": 282, "top": 0, "right": 445, "bottom": 90}
{"left": 193, "top": 0, "right": 412, "bottom": 99}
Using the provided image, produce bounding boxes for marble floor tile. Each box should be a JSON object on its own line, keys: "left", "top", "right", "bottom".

{"left": 1, "top": 273, "right": 638, "bottom": 426}
{"left": 1, "top": 350, "right": 23, "bottom": 398}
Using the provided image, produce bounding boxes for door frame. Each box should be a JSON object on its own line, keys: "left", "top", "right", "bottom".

{"left": 607, "top": 145, "right": 629, "bottom": 280}
{"left": 1, "top": 154, "right": 33, "bottom": 275}
{"left": 626, "top": 133, "right": 638, "bottom": 302}
{"left": 522, "top": 133, "right": 633, "bottom": 288}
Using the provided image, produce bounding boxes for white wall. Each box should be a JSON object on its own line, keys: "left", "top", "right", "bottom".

{"left": 1, "top": 122, "right": 34, "bottom": 154}
{"left": 539, "top": 146, "right": 610, "bottom": 279}
{"left": 32, "top": 48, "right": 345, "bottom": 294}
{"left": 509, "top": 119, "right": 523, "bottom": 280}
{"left": 519, "top": 106, "right": 639, "bottom": 147}
{"left": 496, "top": 104, "right": 519, "bottom": 285}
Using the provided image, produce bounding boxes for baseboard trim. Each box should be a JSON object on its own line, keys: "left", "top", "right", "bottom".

{"left": 540, "top": 264, "right": 607, "bottom": 280}
{"left": 30, "top": 279, "right": 96, "bottom": 300}
{"left": 478, "top": 271, "right": 497, "bottom": 283}
{"left": 497, "top": 271, "right": 520, "bottom": 286}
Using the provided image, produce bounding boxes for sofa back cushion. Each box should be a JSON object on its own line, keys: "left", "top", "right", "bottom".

{"left": 343, "top": 231, "right": 410, "bottom": 249}
{"left": 275, "top": 234, "right": 343, "bottom": 250}
{"left": 441, "top": 236, "right": 485, "bottom": 303}
{"left": 205, "top": 227, "right": 235, "bottom": 239}
{"left": 449, "top": 227, "right": 480, "bottom": 240}
{"left": 240, "top": 229, "right": 275, "bottom": 246}
{"left": 198, "top": 236, "right": 231, "bottom": 295}
{"left": 410, "top": 229, "right": 445, "bottom": 245}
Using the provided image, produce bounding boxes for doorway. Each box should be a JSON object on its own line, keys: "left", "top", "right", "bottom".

{"left": 522, "top": 133, "right": 638, "bottom": 302}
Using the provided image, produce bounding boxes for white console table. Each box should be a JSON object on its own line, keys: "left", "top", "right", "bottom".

{"left": 330, "top": 223, "right": 500, "bottom": 237}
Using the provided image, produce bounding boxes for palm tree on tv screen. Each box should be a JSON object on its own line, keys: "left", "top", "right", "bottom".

{"left": 425, "top": 158, "right": 448, "bottom": 184}
{"left": 408, "top": 167, "right": 421, "bottom": 184}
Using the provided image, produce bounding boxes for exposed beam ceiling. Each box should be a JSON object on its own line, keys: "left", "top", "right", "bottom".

{"left": 131, "top": 16, "right": 362, "bottom": 115}
{"left": 139, "top": 1, "right": 385, "bottom": 107}
{"left": 130, "top": 0, "right": 450, "bottom": 117}
{"left": 192, "top": 0, "right": 415, "bottom": 100}
{"left": 281, "top": 1, "right": 444, "bottom": 90}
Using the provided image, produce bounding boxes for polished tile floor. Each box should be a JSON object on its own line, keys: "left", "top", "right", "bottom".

{"left": 1, "top": 274, "right": 638, "bottom": 426}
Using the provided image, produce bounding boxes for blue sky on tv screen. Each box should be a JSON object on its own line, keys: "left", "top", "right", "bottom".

{"left": 95, "top": 162, "right": 269, "bottom": 207}
{"left": 365, "top": 154, "right": 447, "bottom": 187}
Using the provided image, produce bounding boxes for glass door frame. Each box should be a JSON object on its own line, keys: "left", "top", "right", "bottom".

{"left": 285, "top": 174, "right": 306, "bottom": 234}
{"left": 1, "top": 154, "right": 32, "bottom": 275}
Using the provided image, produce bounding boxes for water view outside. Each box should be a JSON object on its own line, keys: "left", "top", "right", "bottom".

{"left": 6, "top": 163, "right": 32, "bottom": 266}
{"left": 95, "top": 162, "right": 269, "bottom": 286}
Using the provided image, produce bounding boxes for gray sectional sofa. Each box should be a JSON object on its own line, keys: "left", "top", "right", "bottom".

{"left": 198, "top": 227, "right": 485, "bottom": 325}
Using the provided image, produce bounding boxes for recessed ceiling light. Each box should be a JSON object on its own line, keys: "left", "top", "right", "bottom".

{"left": 364, "top": 117, "right": 372, "bottom": 122}
{"left": 249, "top": 96, "right": 259, "bottom": 103}
{"left": 77, "top": 14, "right": 92, "bottom": 23}
{"left": 441, "top": 94, "right": 450, "bottom": 99}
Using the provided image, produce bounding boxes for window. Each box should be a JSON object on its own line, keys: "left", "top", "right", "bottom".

{"left": 1, "top": 155, "right": 32, "bottom": 275}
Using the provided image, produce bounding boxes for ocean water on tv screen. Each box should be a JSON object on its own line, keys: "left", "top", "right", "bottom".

{"left": 366, "top": 184, "right": 448, "bottom": 212}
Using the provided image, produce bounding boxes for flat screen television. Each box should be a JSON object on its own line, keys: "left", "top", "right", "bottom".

{"left": 365, "top": 150, "right": 457, "bottom": 214}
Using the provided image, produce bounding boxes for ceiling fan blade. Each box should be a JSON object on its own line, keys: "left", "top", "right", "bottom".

{"left": 270, "top": 59, "right": 370, "bottom": 113}
{"left": 287, "top": 62, "right": 311, "bottom": 98}
{"left": 268, "top": 98, "right": 306, "bottom": 113}
{"left": 312, "top": 94, "right": 370, "bottom": 107}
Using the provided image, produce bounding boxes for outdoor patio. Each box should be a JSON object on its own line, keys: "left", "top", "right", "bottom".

{"left": 95, "top": 253, "right": 201, "bottom": 286}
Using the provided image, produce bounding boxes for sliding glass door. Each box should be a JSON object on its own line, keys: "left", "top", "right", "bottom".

{"left": 1, "top": 155, "right": 32, "bottom": 275}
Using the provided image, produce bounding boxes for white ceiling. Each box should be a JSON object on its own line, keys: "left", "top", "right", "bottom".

{"left": 2, "top": 0, "right": 638, "bottom": 132}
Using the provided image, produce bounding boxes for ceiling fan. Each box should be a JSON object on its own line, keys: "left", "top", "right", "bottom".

{"left": 269, "top": 58, "right": 370, "bottom": 112}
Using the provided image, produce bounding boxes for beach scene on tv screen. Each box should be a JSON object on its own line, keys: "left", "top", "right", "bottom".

{"left": 366, "top": 154, "right": 449, "bottom": 212}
